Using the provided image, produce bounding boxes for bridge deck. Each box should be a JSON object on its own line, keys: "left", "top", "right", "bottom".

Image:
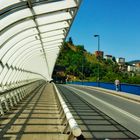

{"left": 0, "top": 84, "right": 69, "bottom": 140}
{"left": 0, "top": 83, "right": 139, "bottom": 140}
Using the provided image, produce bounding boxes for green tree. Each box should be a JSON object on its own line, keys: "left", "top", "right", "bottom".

{"left": 54, "top": 41, "right": 140, "bottom": 84}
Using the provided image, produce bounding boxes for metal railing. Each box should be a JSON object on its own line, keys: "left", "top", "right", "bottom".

{"left": 53, "top": 83, "right": 84, "bottom": 140}
{"left": 0, "top": 80, "right": 45, "bottom": 116}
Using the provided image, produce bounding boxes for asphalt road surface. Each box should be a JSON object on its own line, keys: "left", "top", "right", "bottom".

{"left": 60, "top": 85, "right": 140, "bottom": 137}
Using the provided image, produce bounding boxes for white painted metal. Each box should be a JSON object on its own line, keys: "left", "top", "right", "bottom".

{"left": 53, "top": 83, "right": 82, "bottom": 137}
{"left": 0, "top": 65, "right": 9, "bottom": 84}
{"left": 0, "top": 20, "right": 36, "bottom": 47}
{"left": 0, "top": 0, "right": 82, "bottom": 89}
{"left": 0, "top": 64, "right": 3, "bottom": 74}
{"left": 39, "top": 21, "right": 69, "bottom": 33}
{"left": 40, "top": 30, "right": 64, "bottom": 38}
{"left": 0, "top": 0, "right": 26, "bottom": 10}
{"left": 33, "top": 0, "right": 77, "bottom": 15}
{"left": 0, "top": 9, "right": 32, "bottom": 31}
{"left": 2, "top": 68, "right": 13, "bottom": 85}
{"left": 36, "top": 11, "right": 72, "bottom": 25}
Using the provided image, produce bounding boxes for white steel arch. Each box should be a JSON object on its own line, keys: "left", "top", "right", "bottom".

{"left": 0, "top": 0, "right": 82, "bottom": 90}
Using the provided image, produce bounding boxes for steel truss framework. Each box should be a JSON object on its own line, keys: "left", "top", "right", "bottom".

{"left": 0, "top": 0, "right": 82, "bottom": 91}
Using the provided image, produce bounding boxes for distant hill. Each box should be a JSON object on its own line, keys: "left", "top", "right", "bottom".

{"left": 53, "top": 41, "right": 140, "bottom": 84}
{"left": 128, "top": 60, "right": 140, "bottom": 64}
{"left": 67, "top": 43, "right": 77, "bottom": 52}
{"left": 67, "top": 42, "right": 98, "bottom": 63}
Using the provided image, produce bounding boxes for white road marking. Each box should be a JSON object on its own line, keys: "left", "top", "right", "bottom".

{"left": 66, "top": 86, "right": 140, "bottom": 122}
{"left": 73, "top": 84, "right": 140, "bottom": 104}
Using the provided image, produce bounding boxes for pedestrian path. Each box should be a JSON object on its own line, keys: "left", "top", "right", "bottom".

{"left": 0, "top": 84, "right": 69, "bottom": 140}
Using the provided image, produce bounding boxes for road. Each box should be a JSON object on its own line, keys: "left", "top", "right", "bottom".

{"left": 69, "top": 85, "right": 140, "bottom": 117}
{"left": 58, "top": 84, "right": 140, "bottom": 137}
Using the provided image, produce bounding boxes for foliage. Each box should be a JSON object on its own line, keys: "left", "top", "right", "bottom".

{"left": 54, "top": 42, "right": 140, "bottom": 84}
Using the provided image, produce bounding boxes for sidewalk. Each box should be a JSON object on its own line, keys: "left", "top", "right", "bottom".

{"left": 0, "top": 84, "right": 69, "bottom": 140}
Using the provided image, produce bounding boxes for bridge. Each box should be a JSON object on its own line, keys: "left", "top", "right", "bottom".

{"left": 0, "top": 0, "right": 140, "bottom": 139}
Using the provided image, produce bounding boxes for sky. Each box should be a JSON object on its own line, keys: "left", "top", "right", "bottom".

{"left": 67, "top": 0, "right": 140, "bottom": 61}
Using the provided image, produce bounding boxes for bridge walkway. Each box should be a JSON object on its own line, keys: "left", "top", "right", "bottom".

{"left": 0, "top": 84, "right": 69, "bottom": 140}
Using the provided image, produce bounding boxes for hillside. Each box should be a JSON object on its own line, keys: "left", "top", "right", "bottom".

{"left": 128, "top": 60, "right": 140, "bottom": 64}
{"left": 53, "top": 42, "right": 140, "bottom": 84}
{"left": 67, "top": 42, "right": 98, "bottom": 64}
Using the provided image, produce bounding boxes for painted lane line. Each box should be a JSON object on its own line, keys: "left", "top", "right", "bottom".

{"left": 72, "top": 84, "right": 140, "bottom": 103}
{"left": 66, "top": 86, "right": 140, "bottom": 122}
{"left": 65, "top": 85, "right": 140, "bottom": 137}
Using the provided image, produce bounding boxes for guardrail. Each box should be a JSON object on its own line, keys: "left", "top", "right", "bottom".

{"left": 53, "top": 83, "right": 84, "bottom": 140}
{"left": 0, "top": 80, "right": 45, "bottom": 116}
{"left": 68, "top": 81, "right": 140, "bottom": 96}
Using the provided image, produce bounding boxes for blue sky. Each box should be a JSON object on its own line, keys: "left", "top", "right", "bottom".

{"left": 67, "top": 0, "right": 140, "bottom": 61}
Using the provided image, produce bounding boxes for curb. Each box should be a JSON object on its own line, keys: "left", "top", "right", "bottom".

{"left": 71, "top": 85, "right": 140, "bottom": 103}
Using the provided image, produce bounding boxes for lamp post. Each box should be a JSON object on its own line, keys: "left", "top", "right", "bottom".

{"left": 82, "top": 53, "right": 84, "bottom": 85}
{"left": 80, "top": 49, "right": 84, "bottom": 85}
{"left": 94, "top": 35, "right": 100, "bottom": 87}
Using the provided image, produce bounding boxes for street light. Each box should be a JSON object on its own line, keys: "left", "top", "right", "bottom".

{"left": 82, "top": 53, "right": 84, "bottom": 85}
{"left": 80, "top": 49, "right": 84, "bottom": 85}
{"left": 94, "top": 34, "right": 100, "bottom": 87}
{"left": 94, "top": 35, "right": 100, "bottom": 51}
